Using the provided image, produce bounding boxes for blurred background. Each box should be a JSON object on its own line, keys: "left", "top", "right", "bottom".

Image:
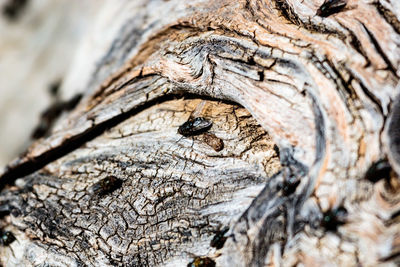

{"left": 0, "top": 0, "right": 133, "bottom": 168}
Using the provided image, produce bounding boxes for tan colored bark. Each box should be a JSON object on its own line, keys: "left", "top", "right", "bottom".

{"left": 0, "top": 0, "right": 399, "bottom": 266}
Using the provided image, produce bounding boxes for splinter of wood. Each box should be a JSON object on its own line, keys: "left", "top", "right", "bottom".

{"left": 202, "top": 133, "right": 224, "bottom": 152}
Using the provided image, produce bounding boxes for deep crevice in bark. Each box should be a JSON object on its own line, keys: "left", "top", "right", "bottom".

{"left": 1, "top": 0, "right": 399, "bottom": 265}
{"left": 374, "top": 1, "right": 400, "bottom": 35}
{"left": 359, "top": 21, "right": 398, "bottom": 76}
{"left": 272, "top": 0, "right": 346, "bottom": 38}
{"left": 0, "top": 93, "right": 240, "bottom": 190}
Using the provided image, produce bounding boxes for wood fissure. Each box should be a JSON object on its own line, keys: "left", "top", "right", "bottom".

{"left": 0, "top": 0, "right": 399, "bottom": 266}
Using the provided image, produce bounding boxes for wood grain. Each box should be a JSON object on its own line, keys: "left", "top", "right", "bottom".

{"left": 0, "top": 0, "right": 399, "bottom": 266}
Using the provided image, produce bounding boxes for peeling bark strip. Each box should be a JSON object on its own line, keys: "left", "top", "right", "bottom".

{"left": 1, "top": 0, "right": 400, "bottom": 266}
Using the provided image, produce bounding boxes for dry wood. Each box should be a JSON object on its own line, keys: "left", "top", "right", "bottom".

{"left": 0, "top": 0, "right": 399, "bottom": 266}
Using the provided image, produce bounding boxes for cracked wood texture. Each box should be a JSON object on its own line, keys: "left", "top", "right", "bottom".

{"left": 0, "top": 0, "right": 400, "bottom": 266}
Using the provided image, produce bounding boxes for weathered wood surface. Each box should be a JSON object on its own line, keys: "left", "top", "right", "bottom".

{"left": 0, "top": 0, "right": 399, "bottom": 266}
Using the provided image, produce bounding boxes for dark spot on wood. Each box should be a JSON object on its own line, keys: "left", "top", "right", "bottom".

{"left": 0, "top": 230, "right": 16, "bottom": 246}
{"left": 281, "top": 175, "right": 300, "bottom": 196}
{"left": 202, "top": 133, "right": 224, "bottom": 152}
{"left": 31, "top": 94, "right": 83, "bottom": 139}
{"left": 379, "top": 251, "right": 400, "bottom": 263}
{"left": 365, "top": 159, "right": 392, "bottom": 183}
{"left": 63, "top": 94, "right": 83, "bottom": 111}
{"left": 258, "top": 70, "right": 264, "bottom": 81}
{"left": 390, "top": 208, "right": 400, "bottom": 221}
{"left": 210, "top": 227, "right": 228, "bottom": 249}
{"left": 274, "top": 0, "right": 301, "bottom": 26}
{"left": 187, "top": 257, "right": 216, "bottom": 267}
{"left": 273, "top": 144, "right": 280, "bottom": 158}
{"left": 31, "top": 121, "right": 49, "bottom": 140}
{"left": 247, "top": 56, "right": 256, "bottom": 66}
{"left": 48, "top": 80, "right": 62, "bottom": 97}
{"left": 178, "top": 117, "right": 212, "bottom": 137}
{"left": 316, "top": 0, "right": 347, "bottom": 17}
{"left": 0, "top": 205, "right": 11, "bottom": 218}
{"left": 10, "top": 208, "right": 20, "bottom": 218}
{"left": 321, "top": 207, "right": 348, "bottom": 232}
{"left": 276, "top": 59, "right": 299, "bottom": 71}
{"left": 90, "top": 176, "right": 123, "bottom": 196}
{"left": 2, "top": 0, "right": 28, "bottom": 21}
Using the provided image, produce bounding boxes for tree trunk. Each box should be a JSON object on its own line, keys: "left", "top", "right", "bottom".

{"left": 0, "top": 0, "right": 399, "bottom": 266}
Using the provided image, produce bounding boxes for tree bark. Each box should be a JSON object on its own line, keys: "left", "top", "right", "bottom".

{"left": 0, "top": 0, "right": 399, "bottom": 266}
